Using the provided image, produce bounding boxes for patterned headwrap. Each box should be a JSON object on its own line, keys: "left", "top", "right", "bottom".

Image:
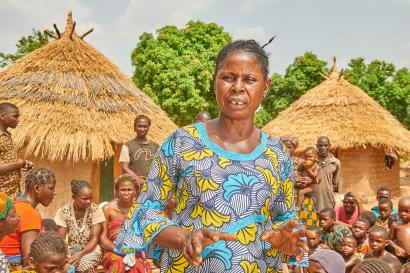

{"left": 280, "top": 134, "right": 299, "bottom": 148}
{"left": 0, "top": 191, "right": 12, "bottom": 220}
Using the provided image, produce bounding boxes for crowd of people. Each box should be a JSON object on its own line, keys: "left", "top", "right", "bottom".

{"left": 0, "top": 39, "right": 409, "bottom": 273}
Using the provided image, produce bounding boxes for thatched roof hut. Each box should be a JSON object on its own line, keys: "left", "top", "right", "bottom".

{"left": 0, "top": 12, "right": 176, "bottom": 215}
{"left": 263, "top": 58, "right": 410, "bottom": 196}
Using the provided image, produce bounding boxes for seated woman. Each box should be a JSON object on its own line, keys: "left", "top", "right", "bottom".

{"left": 0, "top": 191, "right": 20, "bottom": 273}
{"left": 101, "top": 175, "right": 154, "bottom": 273}
{"left": 55, "top": 180, "right": 105, "bottom": 273}
{"left": 0, "top": 168, "right": 56, "bottom": 269}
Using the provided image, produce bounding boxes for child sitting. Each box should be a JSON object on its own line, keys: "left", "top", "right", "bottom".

{"left": 365, "top": 225, "right": 399, "bottom": 261}
{"left": 319, "top": 208, "right": 352, "bottom": 252}
{"left": 375, "top": 199, "right": 399, "bottom": 232}
{"left": 389, "top": 196, "right": 410, "bottom": 263}
{"left": 352, "top": 218, "right": 371, "bottom": 259}
{"left": 306, "top": 226, "right": 328, "bottom": 255}
{"left": 28, "top": 231, "right": 67, "bottom": 273}
{"left": 340, "top": 236, "right": 360, "bottom": 273}
{"left": 295, "top": 146, "right": 319, "bottom": 209}
{"left": 371, "top": 186, "right": 398, "bottom": 218}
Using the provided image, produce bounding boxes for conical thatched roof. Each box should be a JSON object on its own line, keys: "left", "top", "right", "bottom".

{"left": 263, "top": 58, "right": 410, "bottom": 155}
{"left": 0, "top": 12, "right": 176, "bottom": 162}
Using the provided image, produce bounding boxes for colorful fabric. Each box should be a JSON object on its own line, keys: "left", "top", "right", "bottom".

{"left": 0, "top": 201, "right": 42, "bottom": 257}
{"left": 335, "top": 205, "right": 359, "bottom": 226}
{"left": 0, "top": 192, "right": 12, "bottom": 220}
{"left": 119, "top": 139, "right": 160, "bottom": 177}
{"left": 0, "top": 132, "right": 21, "bottom": 198}
{"left": 321, "top": 225, "right": 352, "bottom": 252}
{"left": 115, "top": 123, "right": 301, "bottom": 273}
{"left": 54, "top": 202, "right": 105, "bottom": 271}
{"left": 102, "top": 218, "right": 152, "bottom": 273}
{"left": 0, "top": 250, "right": 10, "bottom": 273}
{"left": 356, "top": 239, "right": 371, "bottom": 260}
{"left": 299, "top": 195, "right": 318, "bottom": 227}
{"left": 313, "top": 154, "right": 341, "bottom": 211}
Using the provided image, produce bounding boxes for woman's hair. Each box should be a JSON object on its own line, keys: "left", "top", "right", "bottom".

{"left": 24, "top": 168, "right": 55, "bottom": 191}
{"left": 29, "top": 231, "right": 67, "bottom": 262}
{"left": 215, "top": 40, "right": 269, "bottom": 79}
{"left": 114, "top": 174, "right": 139, "bottom": 192}
{"left": 71, "top": 179, "right": 92, "bottom": 196}
{"left": 353, "top": 258, "right": 393, "bottom": 273}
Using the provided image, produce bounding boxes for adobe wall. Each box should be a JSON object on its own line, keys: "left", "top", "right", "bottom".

{"left": 338, "top": 147, "right": 400, "bottom": 197}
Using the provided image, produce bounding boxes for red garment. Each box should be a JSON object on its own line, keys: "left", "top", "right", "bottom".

{"left": 0, "top": 201, "right": 42, "bottom": 257}
{"left": 335, "top": 205, "right": 359, "bottom": 225}
{"left": 102, "top": 218, "right": 155, "bottom": 273}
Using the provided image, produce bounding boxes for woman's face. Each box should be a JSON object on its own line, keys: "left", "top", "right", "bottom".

{"left": 73, "top": 189, "right": 92, "bottom": 210}
{"left": 38, "top": 180, "right": 57, "bottom": 207}
{"left": 283, "top": 141, "right": 296, "bottom": 156}
{"left": 214, "top": 51, "right": 271, "bottom": 121}
{"left": 116, "top": 181, "right": 137, "bottom": 202}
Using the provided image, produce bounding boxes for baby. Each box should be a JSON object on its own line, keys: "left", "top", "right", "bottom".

{"left": 295, "top": 146, "right": 319, "bottom": 209}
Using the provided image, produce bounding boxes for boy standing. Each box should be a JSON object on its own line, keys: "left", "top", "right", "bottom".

{"left": 0, "top": 103, "right": 33, "bottom": 197}
{"left": 389, "top": 196, "right": 410, "bottom": 262}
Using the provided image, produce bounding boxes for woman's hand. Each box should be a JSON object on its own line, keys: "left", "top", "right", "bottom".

{"left": 261, "top": 220, "right": 310, "bottom": 262}
{"left": 69, "top": 251, "right": 84, "bottom": 267}
{"left": 181, "top": 228, "right": 237, "bottom": 267}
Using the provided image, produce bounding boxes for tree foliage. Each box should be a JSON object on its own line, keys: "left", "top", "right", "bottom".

{"left": 131, "top": 21, "right": 231, "bottom": 126}
{"left": 259, "top": 52, "right": 329, "bottom": 126}
{"left": 0, "top": 29, "right": 51, "bottom": 68}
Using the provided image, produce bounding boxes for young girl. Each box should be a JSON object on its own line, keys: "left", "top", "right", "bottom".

{"left": 28, "top": 231, "right": 67, "bottom": 273}
{"left": 101, "top": 175, "right": 154, "bottom": 273}
{"left": 0, "top": 168, "right": 56, "bottom": 269}
{"left": 55, "top": 180, "right": 105, "bottom": 273}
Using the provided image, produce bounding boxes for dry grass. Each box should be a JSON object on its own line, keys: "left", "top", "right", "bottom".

{"left": 0, "top": 11, "right": 176, "bottom": 162}
{"left": 263, "top": 65, "right": 410, "bottom": 155}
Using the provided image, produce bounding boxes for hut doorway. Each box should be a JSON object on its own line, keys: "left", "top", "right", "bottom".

{"left": 99, "top": 158, "right": 114, "bottom": 203}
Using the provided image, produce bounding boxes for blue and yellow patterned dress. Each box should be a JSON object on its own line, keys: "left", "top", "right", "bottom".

{"left": 115, "top": 123, "right": 299, "bottom": 273}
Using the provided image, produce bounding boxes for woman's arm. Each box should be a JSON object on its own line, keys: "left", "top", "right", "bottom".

{"left": 69, "top": 224, "right": 102, "bottom": 266}
{"left": 57, "top": 226, "right": 68, "bottom": 238}
{"left": 100, "top": 205, "right": 115, "bottom": 251}
{"left": 21, "top": 230, "right": 40, "bottom": 266}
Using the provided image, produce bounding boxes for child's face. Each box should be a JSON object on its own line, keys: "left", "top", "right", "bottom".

{"left": 352, "top": 221, "right": 368, "bottom": 239}
{"left": 307, "top": 260, "right": 327, "bottom": 273}
{"left": 307, "top": 231, "right": 321, "bottom": 250}
{"left": 398, "top": 200, "right": 410, "bottom": 223}
{"left": 377, "top": 190, "right": 390, "bottom": 201}
{"left": 379, "top": 203, "right": 392, "bottom": 220}
{"left": 32, "top": 253, "right": 67, "bottom": 273}
{"left": 304, "top": 150, "right": 317, "bottom": 162}
{"left": 319, "top": 213, "right": 334, "bottom": 230}
{"left": 340, "top": 238, "right": 356, "bottom": 257}
{"left": 283, "top": 141, "right": 296, "bottom": 156}
{"left": 368, "top": 231, "right": 387, "bottom": 254}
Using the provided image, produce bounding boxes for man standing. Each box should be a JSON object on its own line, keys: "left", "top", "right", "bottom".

{"left": 119, "top": 115, "right": 159, "bottom": 184}
{"left": 314, "top": 136, "right": 341, "bottom": 211}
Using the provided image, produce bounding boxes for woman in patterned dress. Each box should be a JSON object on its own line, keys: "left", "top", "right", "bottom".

{"left": 55, "top": 180, "right": 105, "bottom": 273}
{"left": 115, "top": 40, "right": 310, "bottom": 273}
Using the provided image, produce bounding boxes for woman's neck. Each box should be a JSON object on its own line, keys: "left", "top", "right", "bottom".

{"left": 214, "top": 116, "right": 256, "bottom": 141}
{"left": 22, "top": 194, "right": 38, "bottom": 208}
{"left": 73, "top": 202, "right": 86, "bottom": 213}
{"left": 116, "top": 198, "right": 133, "bottom": 210}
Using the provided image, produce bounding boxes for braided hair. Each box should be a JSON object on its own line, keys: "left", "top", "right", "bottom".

{"left": 24, "top": 168, "right": 55, "bottom": 191}
{"left": 29, "top": 231, "right": 67, "bottom": 262}
{"left": 215, "top": 40, "right": 270, "bottom": 79}
{"left": 353, "top": 258, "right": 393, "bottom": 273}
{"left": 71, "top": 179, "right": 92, "bottom": 196}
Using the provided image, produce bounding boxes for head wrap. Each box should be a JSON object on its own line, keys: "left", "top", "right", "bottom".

{"left": 0, "top": 192, "right": 12, "bottom": 220}
{"left": 280, "top": 134, "right": 299, "bottom": 148}
{"left": 309, "top": 249, "right": 345, "bottom": 273}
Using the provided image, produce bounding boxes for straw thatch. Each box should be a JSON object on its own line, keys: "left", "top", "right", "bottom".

{"left": 263, "top": 58, "right": 410, "bottom": 155}
{"left": 0, "top": 12, "right": 176, "bottom": 162}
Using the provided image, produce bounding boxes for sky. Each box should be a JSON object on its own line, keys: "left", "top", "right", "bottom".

{"left": 1, "top": 0, "right": 409, "bottom": 76}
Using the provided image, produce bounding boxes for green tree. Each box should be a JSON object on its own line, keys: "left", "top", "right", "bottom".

{"left": 259, "top": 52, "right": 329, "bottom": 127}
{"left": 345, "top": 58, "right": 410, "bottom": 129}
{"left": 0, "top": 29, "right": 51, "bottom": 68}
{"left": 131, "top": 21, "right": 231, "bottom": 126}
